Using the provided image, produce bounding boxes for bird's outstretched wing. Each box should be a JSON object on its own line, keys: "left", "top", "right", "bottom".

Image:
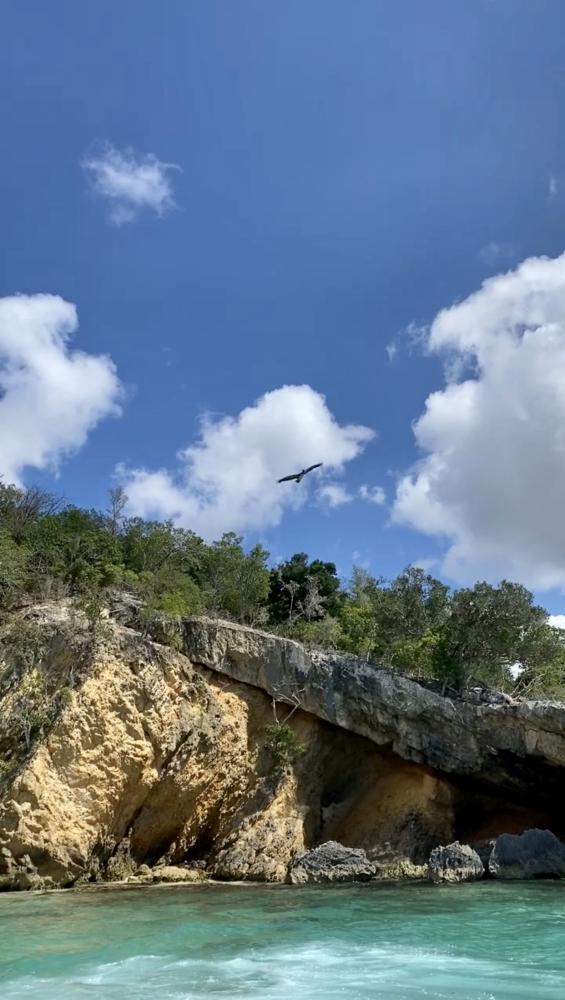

{"left": 277, "top": 463, "right": 323, "bottom": 484}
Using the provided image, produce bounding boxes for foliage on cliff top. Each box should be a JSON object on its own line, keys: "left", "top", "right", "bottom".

{"left": 1, "top": 479, "right": 565, "bottom": 699}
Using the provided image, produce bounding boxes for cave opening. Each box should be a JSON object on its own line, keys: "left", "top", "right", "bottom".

{"left": 453, "top": 756, "right": 565, "bottom": 846}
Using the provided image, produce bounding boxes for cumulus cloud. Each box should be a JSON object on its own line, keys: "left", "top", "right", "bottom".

{"left": 359, "top": 484, "right": 386, "bottom": 505}
{"left": 411, "top": 557, "right": 440, "bottom": 574}
{"left": 548, "top": 615, "right": 565, "bottom": 630}
{"left": 120, "top": 385, "right": 374, "bottom": 538}
{"left": 0, "top": 294, "right": 122, "bottom": 484}
{"left": 82, "top": 144, "right": 179, "bottom": 225}
{"left": 317, "top": 482, "right": 353, "bottom": 508}
{"left": 393, "top": 253, "right": 565, "bottom": 590}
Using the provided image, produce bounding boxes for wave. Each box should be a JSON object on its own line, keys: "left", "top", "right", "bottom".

{"left": 4, "top": 940, "right": 565, "bottom": 1000}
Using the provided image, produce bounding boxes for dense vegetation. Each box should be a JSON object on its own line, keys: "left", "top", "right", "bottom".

{"left": 1, "top": 481, "right": 565, "bottom": 698}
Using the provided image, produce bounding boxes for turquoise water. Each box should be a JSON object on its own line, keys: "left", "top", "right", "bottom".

{"left": 1, "top": 882, "right": 565, "bottom": 999}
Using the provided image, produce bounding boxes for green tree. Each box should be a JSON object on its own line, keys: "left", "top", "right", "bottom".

{"left": 136, "top": 569, "right": 204, "bottom": 622}
{"left": 336, "top": 599, "right": 378, "bottom": 658}
{"left": 201, "top": 533, "right": 270, "bottom": 624}
{"left": 510, "top": 623, "right": 565, "bottom": 698}
{"left": 389, "top": 629, "right": 444, "bottom": 680}
{"left": 0, "top": 482, "right": 62, "bottom": 544}
{"left": 264, "top": 722, "right": 305, "bottom": 781}
{"left": 121, "top": 518, "right": 203, "bottom": 576}
{"left": 339, "top": 566, "right": 449, "bottom": 662}
{"left": 0, "top": 531, "right": 29, "bottom": 608}
{"left": 284, "top": 614, "right": 345, "bottom": 651}
{"left": 437, "top": 580, "right": 547, "bottom": 690}
{"left": 371, "top": 567, "right": 449, "bottom": 650}
{"left": 268, "top": 553, "right": 343, "bottom": 624}
{"left": 28, "top": 507, "right": 122, "bottom": 595}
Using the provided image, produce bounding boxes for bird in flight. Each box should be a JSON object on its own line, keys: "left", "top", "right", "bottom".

{"left": 277, "top": 463, "right": 323, "bottom": 484}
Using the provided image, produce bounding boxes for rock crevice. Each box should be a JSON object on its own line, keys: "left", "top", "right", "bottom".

{"left": 0, "top": 607, "right": 564, "bottom": 887}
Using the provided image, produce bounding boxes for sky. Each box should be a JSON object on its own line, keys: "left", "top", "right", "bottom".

{"left": 3, "top": 0, "right": 565, "bottom": 610}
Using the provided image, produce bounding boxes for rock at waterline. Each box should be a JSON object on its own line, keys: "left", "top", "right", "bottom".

{"left": 470, "top": 838, "right": 496, "bottom": 872}
{"left": 428, "top": 841, "right": 484, "bottom": 883}
{"left": 151, "top": 866, "right": 207, "bottom": 884}
{"left": 489, "top": 828, "right": 565, "bottom": 880}
{"left": 288, "top": 841, "right": 376, "bottom": 884}
{"left": 0, "top": 850, "right": 53, "bottom": 892}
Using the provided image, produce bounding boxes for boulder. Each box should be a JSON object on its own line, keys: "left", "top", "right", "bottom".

{"left": 470, "top": 839, "right": 496, "bottom": 871}
{"left": 288, "top": 841, "right": 375, "bottom": 884}
{"left": 489, "top": 829, "right": 565, "bottom": 880}
{"left": 0, "top": 852, "right": 52, "bottom": 892}
{"left": 372, "top": 859, "right": 428, "bottom": 880}
{"left": 428, "top": 841, "right": 484, "bottom": 883}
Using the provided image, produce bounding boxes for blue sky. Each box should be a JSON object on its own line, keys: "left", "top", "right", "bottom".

{"left": 3, "top": 0, "right": 565, "bottom": 608}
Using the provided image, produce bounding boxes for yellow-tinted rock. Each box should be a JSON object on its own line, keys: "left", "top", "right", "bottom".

{"left": 6, "top": 604, "right": 542, "bottom": 889}
{"left": 152, "top": 866, "right": 206, "bottom": 883}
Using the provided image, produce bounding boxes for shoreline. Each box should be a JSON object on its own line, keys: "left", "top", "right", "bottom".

{"left": 3, "top": 875, "right": 436, "bottom": 897}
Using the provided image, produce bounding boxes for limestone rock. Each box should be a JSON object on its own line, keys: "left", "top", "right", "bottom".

{"left": 152, "top": 865, "right": 206, "bottom": 883}
{"left": 372, "top": 859, "right": 428, "bottom": 880}
{"left": 0, "top": 850, "right": 52, "bottom": 891}
{"left": 0, "top": 606, "right": 458, "bottom": 887}
{"left": 489, "top": 829, "right": 565, "bottom": 880}
{"left": 429, "top": 842, "right": 484, "bottom": 883}
{"left": 3, "top": 606, "right": 565, "bottom": 891}
{"left": 471, "top": 838, "right": 496, "bottom": 871}
{"left": 209, "top": 782, "right": 310, "bottom": 882}
{"left": 288, "top": 841, "right": 375, "bottom": 884}
{"left": 183, "top": 619, "right": 565, "bottom": 785}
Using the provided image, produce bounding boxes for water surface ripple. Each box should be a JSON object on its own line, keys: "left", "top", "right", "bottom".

{"left": 1, "top": 881, "right": 564, "bottom": 999}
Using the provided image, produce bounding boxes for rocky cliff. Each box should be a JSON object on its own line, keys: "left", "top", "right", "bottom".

{"left": 0, "top": 603, "right": 564, "bottom": 888}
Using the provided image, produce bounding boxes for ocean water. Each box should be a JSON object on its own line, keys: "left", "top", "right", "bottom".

{"left": 1, "top": 882, "right": 565, "bottom": 999}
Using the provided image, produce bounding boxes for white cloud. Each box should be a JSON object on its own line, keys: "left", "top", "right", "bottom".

{"left": 318, "top": 482, "right": 353, "bottom": 508}
{"left": 0, "top": 294, "right": 122, "bottom": 485}
{"left": 82, "top": 144, "right": 179, "bottom": 225}
{"left": 548, "top": 615, "right": 565, "bottom": 630}
{"left": 359, "top": 484, "right": 386, "bottom": 505}
{"left": 385, "top": 342, "right": 398, "bottom": 362}
{"left": 411, "top": 557, "right": 440, "bottom": 574}
{"left": 119, "top": 385, "right": 374, "bottom": 538}
{"left": 549, "top": 176, "right": 559, "bottom": 199}
{"left": 393, "top": 253, "right": 565, "bottom": 590}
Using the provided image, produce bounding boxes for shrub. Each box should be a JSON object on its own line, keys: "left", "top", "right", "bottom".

{"left": 264, "top": 722, "right": 305, "bottom": 781}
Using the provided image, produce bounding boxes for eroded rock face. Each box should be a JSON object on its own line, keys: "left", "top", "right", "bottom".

{"left": 152, "top": 865, "right": 206, "bottom": 884}
{"left": 288, "top": 841, "right": 375, "bottom": 884}
{"left": 428, "top": 842, "right": 484, "bottom": 883}
{"left": 372, "top": 858, "right": 428, "bottom": 880}
{"left": 470, "top": 839, "right": 496, "bottom": 872}
{"left": 0, "top": 624, "right": 314, "bottom": 885}
{"left": 183, "top": 620, "right": 565, "bottom": 788}
{"left": 2, "top": 607, "right": 565, "bottom": 889}
{"left": 0, "top": 848, "right": 52, "bottom": 891}
{"left": 0, "top": 607, "right": 455, "bottom": 886}
{"left": 489, "top": 829, "right": 565, "bottom": 880}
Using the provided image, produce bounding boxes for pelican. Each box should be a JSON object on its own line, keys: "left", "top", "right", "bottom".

{"left": 277, "top": 463, "right": 323, "bottom": 484}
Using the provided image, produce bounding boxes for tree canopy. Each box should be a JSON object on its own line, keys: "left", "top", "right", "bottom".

{"left": 1, "top": 478, "right": 564, "bottom": 698}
